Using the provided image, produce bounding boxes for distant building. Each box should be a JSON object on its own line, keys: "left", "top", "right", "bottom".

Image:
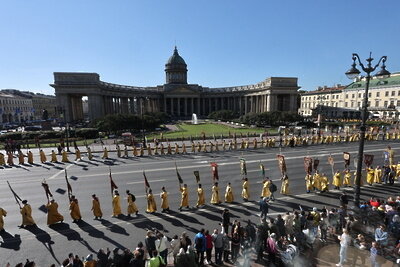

{"left": 299, "top": 72, "right": 400, "bottom": 120}
{"left": 0, "top": 92, "right": 34, "bottom": 124}
{"left": 51, "top": 47, "right": 300, "bottom": 123}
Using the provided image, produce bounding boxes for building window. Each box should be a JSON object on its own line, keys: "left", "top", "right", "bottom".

{"left": 376, "top": 92, "right": 380, "bottom": 97}
{"left": 368, "top": 93, "right": 371, "bottom": 97}
{"left": 385, "top": 91, "right": 389, "bottom": 97}
{"left": 392, "top": 91, "right": 395, "bottom": 96}
{"left": 367, "top": 101, "right": 370, "bottom": 107}
{"left": 384, "top": 101, "right": 388, "bottom": 107}
{"left": 390, "top": 101, "right": 394, "bottom": 107}
{"left": 358, "top": 93, "right": 361, "bottom": 98}
{"left": 344, "top": 102, "right": 348, "bottom": 107}
{"left": 358, "top": 102, "right": 361, "bottom": 107}
{"left": 352, "top": 94, "right": 355, "bottom": 99}
{"left": 351, "top": 102, "right": 354, "bottom": 107}
{"left": 375, "top": 101, "right": 379, "bottom": 107}
{"left": 397, "top": 100, "right": 400, "bottom": 107}
{"left": 345, "top": 94, "right": 348, "bottom": 99}
{"left": 398, "top": 91, "right": 400, "bottom": 96}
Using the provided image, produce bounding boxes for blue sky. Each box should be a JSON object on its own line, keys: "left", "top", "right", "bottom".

{"left": 1, "top": 0, "right": 399, "bottom": 94}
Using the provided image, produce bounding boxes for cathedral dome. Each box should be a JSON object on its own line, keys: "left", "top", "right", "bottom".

{"left": 166, "top": 46, "right": 187, "bottom": 69}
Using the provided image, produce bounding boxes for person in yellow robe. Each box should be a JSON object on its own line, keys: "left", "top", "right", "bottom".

{"left": 210, "top": 182, "right": 221, "bottom": 205}
{"left": 332, "top": 170, "right": 342, "bottom": 189}
{"left": 240, "top": 139, "right": 245, "bottom": 149}
{"left": 179, "top": 184, "right": 189, "bottom": 211}
{"left": 75, "top": 148, "right": 81, "bottom": 161}
{"left": 153, "top": 144, "right": 158, "bottom": 155}
{"left": 366, "top": 167, "right": 375, "bottom": 185}
{"left": 374, "top": 166, "right": 382, "bottom": 184}
{"left": 26, "top": 151, "right": 33, "bottom": 164}
{"left": 224, "top": 182, "right": 234, "bottom": 203}
{"left": 160, "top": 143, "right": 165, "bottom": 155}
{"left": 385, "top": 146, "right": 395, "bottom": 166}
{"left": 196, "top": 184, "right": 205, "bottom": 208}
{"left": 0, "top": 152, "right": 5, "bottom": 166}
{"left": 102, "top": 147, "right": 108, "bottom": 159}
{"left": 116, "top": 144, "right": 121, "bottom": 158}
{"left": 160, "top": 187, "right": 169, "bottom": 213}
{"left": 396, "top": 162, "right": 400, "bottom": 180}
{"left": 69, "top": 196, "right": 82, "bottom": 223}
{"left": 196, "top": 142, "right": 202, "bottom": 153}
{"left": 353, "top": 171, "right": 364, "bottom": 186}
{"left": 253, "top": 138, "right": 258, "bottom": 149}
{"left": 320, "top": 174, "right": 329, "bottom": 192}
{"left": 202, "top": 142, "right": 207, "bottom": 152}
{"left": 182, "top": 143, "right": 187, "bottom": 154}
{"left": 280, "top": 175, "right": 289, "bottom": 195}
{"left": 146, "top": 189, "right": 157, "bottom": 214}
{"left": 305, "top": 174, "right": 313, "bottom": 193}
{"left": 147, "top": 144, "right": 152, "bottom": 156}
{"left": 46, "top": 199, "right": 64, "bottom": 226}
{"left": 343, "top": 169, "right": 352, "bottom": 187}
{"left": 124, "top": 146, "right": 129, "bottom": 157}
{"left": 50, "top": 150, "right": 58, "bottom": 163}
{"left": 62, "top": 150, "right": 70, "bottom": 163}
{"left": 261, "top": 179, "right": 272, "bottom": 198}
{"left": 18, "top": 150, "right": 25, "bottom": 165}
{"left": 191, "top": 142, "right": 196, "bottom": 153}
{"left": 87, "top": 147, "right": 93, "bottom": 160}
{"left": 209, "top": 142, "right": 214, "bottom": 152}
{"left": 126, "top": 190, "right": 138, "bottom": 217}
{"left": 91, "top": 194, "right": 103, "bottom": 220}
{"left": 19, "top": 200, "right": 36, "bottom": 228}
{"left": 312, "top": 171, "right": 322, "bottom": 191}
{"left": 241, "top": 178, "right": 250, "bottom": 201}
{"left": 0, "top": 207, "right": 7, "bottom": 231}
{"left": 167, "top": 143, "right": 172, "bottom": 154}
{"left": 174, "top": 143, "right": 180, "bottom": 154}
{"left": 39, "top": 149, "right": 47, "bottom": 163}
{"left": 133, "top": 146, "right": 138, "bottom": 156}
{"left": 7, "top": 152, "right": 14, "bottom": 165}
{"left": 139, "top": 146, "right": 144, "bottom": 157}
{"left": 112, "top": 191, "right": 122, "bottom": 217}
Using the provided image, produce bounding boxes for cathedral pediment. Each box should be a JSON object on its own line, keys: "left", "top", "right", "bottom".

{"left": 164, "top": 85, "right": 200, "bottom": 95}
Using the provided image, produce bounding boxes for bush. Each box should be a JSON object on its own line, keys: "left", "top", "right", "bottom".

{"left": 208, "top": 110, "right": 238, "bottom": 121}
{"left": 75, "top": 128, "right": 99, "bottom": 139}
{"left": 239, "top": 111, "right": 303, "bottom": 126}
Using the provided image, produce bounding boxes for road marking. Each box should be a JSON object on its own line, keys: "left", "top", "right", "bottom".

{"left": 48, "top": 163, "right": 74, "bottom": 180}
{"left": 127, "top": 179, "right": 166, "bottom": 185}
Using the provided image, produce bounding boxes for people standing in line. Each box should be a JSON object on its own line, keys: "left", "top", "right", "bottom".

{"left": 222, "top": 209, "right": 231, "bottom": 235}
{"left": 212, "top": 228, "right": 224, "bottom": 265}
{"left": 280, "top": 174, "right": 289, "bottom": 195}
{"left": 146, "top": 189, "right": 157, "bottom": 214}
{"left": 160, "top": 187, "right": 169, "bottom": 213}
{"left": 145, "top": 230, "right": 157, "bottom": 260}
{"left": 194, "top": 229, "right": 206, "bottom": 266}
{"left": 69, "top": 195, "right": 82, "bottom": 223}
{"left": 196, "top": 184, "right": 205, "bottom": 208}
{"left": 210, "top": 182, "right": 221, "bottom": 205}
{"left": 155, "top": 231, "right": 168, "bottom": 264}
{"left": 259, "top": 197, "right": 269, "bottom": 222}
{"left": 204, "top": 230, "right": 213, "bottom": 265}
{"left": 179, "top": 184, "right": 189, "bottom": 211}
{"left": 19, "top": 200, "right": 36, "bottom": 228}
{"left": 46, "top": 199, "right": 64, "bottom": 226}
{"left": 112, "top": 190, "right": 122, "bottom": 217}
{"left": 224, "top": 182, "right": 234, "bottom": 203}
{"left": 91, "top": 194, "right": 103, "bottom": 220}
{"left": 241, "top": 178, "right": 250, "bottom": 201}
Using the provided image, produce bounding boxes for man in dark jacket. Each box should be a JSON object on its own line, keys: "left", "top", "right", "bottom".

{"left": 259, "top": 197, "right": 269, "bottom": 222}
{"left": 194, "top": 229, "right": 206, "bottom": 265}
{"left": 97, "top": 248, "right": 111, "bottom": 267}
{"left": 222, "top": 209, "right": 231, "bottom": 234}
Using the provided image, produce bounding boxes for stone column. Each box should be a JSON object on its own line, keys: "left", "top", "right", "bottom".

{"left": 266, "top": 94, "right": 271, "bottom": 112}
{"left": 57, "top": 94, "right": 73, "bottom": 122}
{"left": 88, "top": 94, "right": 105, "bottom": 121}
{"left": 197, "top": 98, "right": 200, "bottom": 115}
{"left": 177, "top": 98, "right": 181, "bottom": 117}
{"left": 121, "top": 98, "right": 129, "bottom": 113}
{"left": 163, "top": 97, "right": 167, "bottom": 113}
{"left": 208, "top": 98, "right": 212, "bottom": 114}
{"left": 170, "top": 98, "right": 174, "bottom": 115}
{"left": 191, "top": 98, "right": 194, "bottom": 115}
{"left": 184, "top": 98, "right": 188, "bottom": 117}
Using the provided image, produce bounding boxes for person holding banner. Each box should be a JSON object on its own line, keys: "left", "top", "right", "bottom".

{"left": 102, "top": 147, "right": 109, "bottom": 159}
{"left": 343, "top": 169, "right": 352, "bottom": 187}
{"left": 46, "top": 199, "right": 64, "bottom": 226}
{"left": 19, "top": 200, "right": 36, "bottom": 228}
{"left": 69, "top": 195, "right": 82, "bottom": 223}
{"left": 112, "top": 190, "right": 123, "bottom": 217}
{"left": 366, "top": 166, "right": 375, "bottom": 185}
{"left": 50, "top": 150, "right": 58, "bottom": 163}
{"left": 179, "top": 184, "right": 189, "bottom": 211}
{"left": 210, "top": 182, "right": 221, "bottom": 205}
{"left": 75, "top": 148, "right": 81, "bottom": 161}
{"left": 160, "top": 187, "right": 170, "bottom": 213}
{"left": 261, "top": 179, "right": 272, "bottom": 198}
{"left": 7, "top": 151, "right": 14, "bottom": 165}
{"left": 146, "top": 189, "right": 157, "bottom": 214}
{"left": 196, "top": 184, "right": 205, "bottom": 208}
{"left": 280, "top": 175, "right": 289, "bottom": 195}
{"left": 27, "top": 151, "right": 33, "bottom": 164}
{"left": 126, "top": 191, "right": 138, "bottom": 217}
{"left": 18, "top": 150, "right": 25, "bottom": 165}
{"left": 225, "top": 182, "right": 234, "bottom": 203}
{"left": 0, "top": 207, "right": 7, "bottom": 232}
{"left": 241, "top": 178, "right": 250, "bottom": 201}
{"left": 305, "top": 174, "right": 313, "bottom": 193}
{"left": 320, "top": 173, "right": 329, "bottom": 193}
{"left": 91, "top": 194, "right": 103, "bottom": 220}
{"left": 332, "top": 170, "right": 342, "bottom": 190}
{"left": 87, "top": 147, "right": 93, "bottom": 160}
{"left": 313, "top": 171, "right": 322, "bottom": 192}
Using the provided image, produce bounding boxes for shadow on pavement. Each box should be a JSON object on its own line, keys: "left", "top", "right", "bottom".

{"left": 50, "top": 222, "right": 96, "bottom": 253}
{"left": 0, "top": 230, "right": 21, "bottom": 250}
{"left": 99, "top": 219, "right": 129, "bottom": 236}
{"left": 25, "top": 225, "right": 59, "bottom": 265}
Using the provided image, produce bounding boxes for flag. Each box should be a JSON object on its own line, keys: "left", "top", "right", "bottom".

{"left": 193, "top": 171, "right": 200, "bottom": 183}
{"left": 65, "top": 169, "right": 72, "bottom": 200}
{"left": 109, "top": 168, "right": 118, "bottom": 196}
{"left": 313, "top": 158, "right": 320, "bottom": 171}
{"left": 175, "top": 162, "right": 184, "bottom": 184}
{"left": 41, "top": 179, "right": 53, "bottom": 202}
{"left": 304, "top": 157, "right": 313, "bottom": 174}
{"left": 7, "top": 181, "right": 22, "bottom": 208}
{"left": 276, "top": 154, "right": 286, "bottom": 175}
{"left": 240, "top": 158, "right": 247, "bottom": 176}
{"left": 328, "top": 155, "right": 334, "bottom": 166}
{"left": 210, "top": 162, "right": 219, "bottom": 180}
{"left": 343, "top": 152, "right": 350, "bottom": 167}
{"left": 143, "top": 171, "right": 150, "bottom": 191}
{"left": 259, "top": 162, "right": 265, "bottom": 178}
{"left": 364, "top": 154, "right": 374, "bottom": 167}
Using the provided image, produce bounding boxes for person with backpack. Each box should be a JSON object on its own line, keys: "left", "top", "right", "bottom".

{"left": 194, "top": 229, "right": 206, "bottom": 265}
{"left": 149, "top": 250, "right": 165, "bottom": 267}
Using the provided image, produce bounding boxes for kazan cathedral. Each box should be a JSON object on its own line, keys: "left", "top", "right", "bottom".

{"left": 52, "top": 47, "right": 299, "bottom": 122}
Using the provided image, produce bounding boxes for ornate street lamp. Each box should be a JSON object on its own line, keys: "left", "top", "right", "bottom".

{"left": 345, "top": 53, "right": 390, "bottom": 207}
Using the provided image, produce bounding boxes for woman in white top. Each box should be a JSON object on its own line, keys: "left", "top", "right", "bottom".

{"left": 337, "top": 228, "right": 351, "bottom": 267}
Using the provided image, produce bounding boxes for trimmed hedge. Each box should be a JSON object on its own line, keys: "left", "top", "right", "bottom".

{"left": 0, "top": 128, "right": 99, "bottom": 142}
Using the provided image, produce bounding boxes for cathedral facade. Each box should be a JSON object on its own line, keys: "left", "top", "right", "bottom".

{"left": 52, "top": 47, "right": 299, "bottom": 122}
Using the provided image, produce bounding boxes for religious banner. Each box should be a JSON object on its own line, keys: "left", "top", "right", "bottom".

{"left": 240, "top": 158, "right": 247, "bottom": 176}
{"left": 343, "top": 152, "right": 350, "bottom": 167}
{"left": 41, "top": 179, "right": 53, "bottom": 202}
{"left": 109, "top": 168, "right": 118, "bottom": 197}
{"left": 304, "top": 157, "right": 313, "bottom": 174}
{"left": 364, "top": 154, "right": 374, "bottom": 167}
{"left": 313, "top": 158, "right": 320, "bottom": 171}
{"left": 276, "top": 154, "right": 287, "bottom": 175}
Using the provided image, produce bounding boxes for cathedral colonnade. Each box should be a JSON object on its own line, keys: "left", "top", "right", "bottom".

{"left": 51, "top": 48, "right": 299, "bottom": 122}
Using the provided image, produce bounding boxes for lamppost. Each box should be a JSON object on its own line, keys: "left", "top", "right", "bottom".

{"left": 345, "top": 52, "right": 390, "bottom": 207}
{"left": 135, "top": 96, "right": 149, "bottom": 148}
{"left": 317, "top": 95, "right": 326, "bottom": 137}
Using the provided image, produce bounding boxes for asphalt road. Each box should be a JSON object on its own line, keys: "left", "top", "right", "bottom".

{"left": 0, "top": 140, "right": 399, "bottom": 265}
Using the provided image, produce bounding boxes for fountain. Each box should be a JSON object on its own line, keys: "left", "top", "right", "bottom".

{"left": 191, "top": 113, "right": 198, "bottom": 125}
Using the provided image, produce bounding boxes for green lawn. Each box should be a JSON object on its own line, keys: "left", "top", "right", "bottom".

{"left": 149, "top": 123, "right": 275, "bottom": 139}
